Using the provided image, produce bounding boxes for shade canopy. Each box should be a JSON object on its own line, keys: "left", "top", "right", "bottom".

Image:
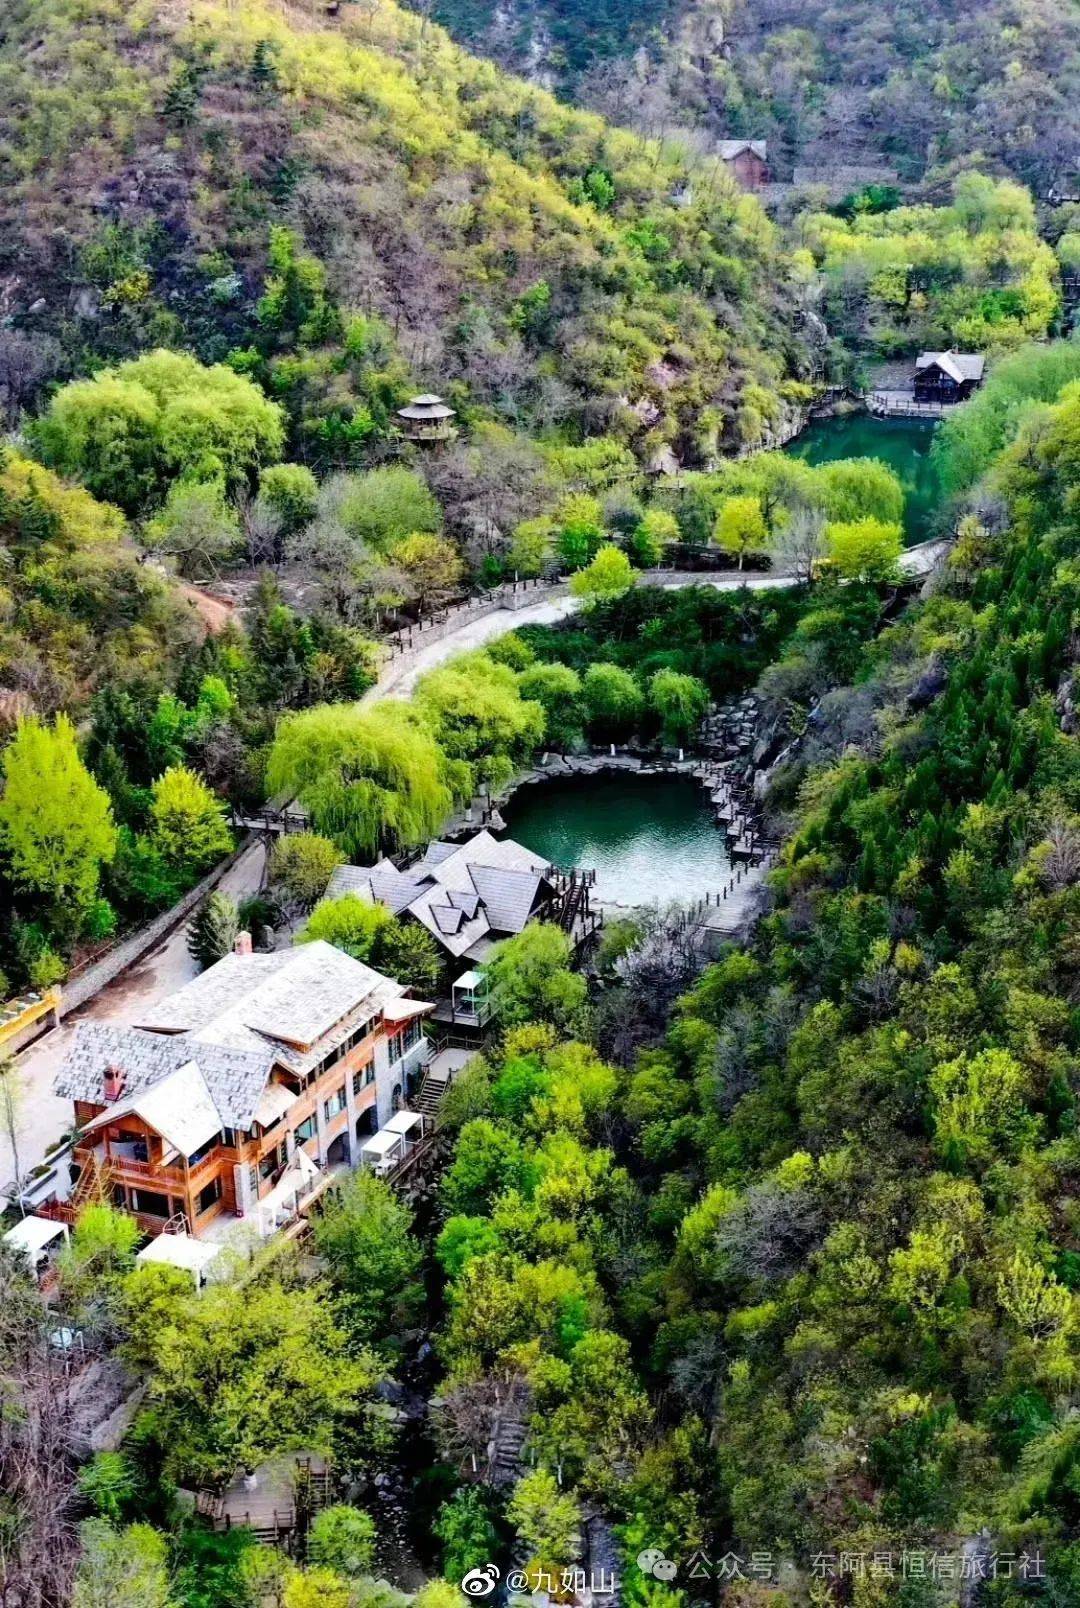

{"left": 385, "top": 1110, "right": 423, "bottom": 1136}
{"left": 4, "top": 1215, "right": 68, "bottom": 1266}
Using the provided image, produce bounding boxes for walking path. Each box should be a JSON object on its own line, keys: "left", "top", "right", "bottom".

{"left": 2, "top": 540, "right": 949, "bottom": 1196}
{"left": 374, "top": 541, "right": 947, "bottom": 698}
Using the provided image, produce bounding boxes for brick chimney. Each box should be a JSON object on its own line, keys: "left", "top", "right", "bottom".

{"left": 103, "top": 1063, "right": 126, "bottom": 1102}
{"left": 234, "top": 930, "right": 253, "bottom": 956}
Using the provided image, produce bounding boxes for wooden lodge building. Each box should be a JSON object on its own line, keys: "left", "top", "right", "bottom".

{"left": 913, "top": 350, "right": 985, "bottom": 404}
{"left": 52, "top": 940, "right": 433, "bottom": 1239}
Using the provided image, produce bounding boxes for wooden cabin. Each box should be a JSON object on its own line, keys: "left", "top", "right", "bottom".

{"left": 718, "top": 140, "right": 769, "bottom": 191}
{"left": 913, "top": 350, "right": 985, "bottom": 404}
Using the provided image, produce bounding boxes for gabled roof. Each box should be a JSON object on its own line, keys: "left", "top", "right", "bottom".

{"left": 135, "top": 942, "right": 403, "bottom": 1054}
{"left": 326, "top": 832, "right": 554, "bottom": 957}
{"left": 82, "top": 1060, "right": 221, "bottom": 1157}
{"left": 55, "top": 1021, "right": 276, "bottom": 1130}
{"left": 56, "top": 942, "right": 417, "bottom": 1132}
{"left": 719, "top": 139, "right": 767, "bottom": 161}
{"left": 915, "top": 350, "right": 985, "bottom": 384}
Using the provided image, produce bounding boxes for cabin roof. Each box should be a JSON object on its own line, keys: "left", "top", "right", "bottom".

{"left": 915, "top": 349, "right": 985, "bottom": 384}
{"left": 718, "top": 140, "right": 767, "bottom": 160}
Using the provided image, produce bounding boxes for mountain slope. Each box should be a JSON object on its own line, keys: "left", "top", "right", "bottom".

{"left": 0, "top": 0, "right": 815, "bottom": 465}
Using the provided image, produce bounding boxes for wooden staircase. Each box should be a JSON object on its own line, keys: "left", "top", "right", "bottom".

{"left": 70, "top": 1151, "right": 114, "bottom": 1212}
{"left": 414, "top": 1069, "right": 449, "bottom": 1119}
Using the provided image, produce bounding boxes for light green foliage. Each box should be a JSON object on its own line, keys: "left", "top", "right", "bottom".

{"left": 517, "top": 663, "right": 583, "bottom": 749}
{"left": 259, "top": 462, "right": 319, "bottom": 534}
{"left": 441, "top": 1118, "right": 533, "bottom": 1217}
{"left": 149, "top": 766, "right": 233, "bottom": 875}
{"left": 267, "top": 700, "right": 457, "bottom": 859}
{"left": 824, "top": 517, "right": 902, "bottom": 580}
{"left": 77, "top": 1452, "right": 137, "bottom": 1524}
{"left": 307, "top": 1505, "right": 377, "bottom": 1576}
{"left": 509, "top": 516, "right": 555, "bottom": 577}
{"left": 581, "top": 662, "right": 644, "bottom": 740}
{"left": 805, "top": 171, "right": 1060, "bottom": 355}
{"left": 629, "top": 508, "right": 677, "bottom": 566}
{"left": 555, "top": 493, "right": 605, "bottom": 570}
{"left": 648, "top": 669, "right": 708, "bottom": 742}
{"left": 484, "top": 923, "right": 587, "bottom": 1031}
{"left": 414, "top": 653, "right": 544, "bottom": 786}
{"left": 58, "top": 1203, "right": 141, "bottom": 1325}
{"left": 714, "top": 495, "right": 768, "bottom": 568}
{"left": 507, "top": 1469, "right": 581, "bottom": 1564}
{"left": 283, "top": 1568, "right": 353, "bottom": 1608}
{"left": 933, "top": 338, "right": 1080, "bottom": 495}
{"left": 269, "top": 832, "right": 344, "bottom": 912}
{"left": 336, "top": 467, "right": 440, "bottom": 551}
{"left": 0, "top": 714, "right": 116, "bottom": 926}
{"left": 929, "top": 1046, "right": 1034, "bottom": 1165}
{"left": 816, "top": 457, "right": 905, "bottom": 526}
{"left": 312, "top": 1170, "right": 424, "bottom": 1344}
{"left": 568, "top": 544, "right": 635, "bottom": 601}
{"left": 35, "top": 349, "right": 284, "bottom": 512}
{"left": 390, "top": 531, "right": 464, "bottom": 606}
{"left": 72, "top": 1520, "right": 176, "bottom": 1608}
{"left": 301, "top": 893, "right": 392, "bottom": 958}
{"left": 130, "top": 1271, "right": 378, "bottom": 1485}
{"left": 143, "top": 479, "right": 242, "bottom": 577}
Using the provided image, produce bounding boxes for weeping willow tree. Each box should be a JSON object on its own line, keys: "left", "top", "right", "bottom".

{"left": 414, "top": 652, "right": 545, "bottom": 791}
{"left": 266, "top": 700, "right": 465, "bottom": 859}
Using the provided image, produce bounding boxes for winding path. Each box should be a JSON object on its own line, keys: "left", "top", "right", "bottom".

{"left": 374, "top": 539, "right": 950, "bottom": 698}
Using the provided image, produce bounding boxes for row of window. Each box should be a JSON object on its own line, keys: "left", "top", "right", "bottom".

{"left": 314, "top": 1015, "right": 378, "bottom": 1082}
{"left": 388, "top": 1017, "right": 422, "bottom": 1064}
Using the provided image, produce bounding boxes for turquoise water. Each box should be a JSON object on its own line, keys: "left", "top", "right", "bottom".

{"left": 785, "top": 413, "right": 941, "bottom": 545}
{"left": 502, "top": 773, "right": 731, "bottom": 906}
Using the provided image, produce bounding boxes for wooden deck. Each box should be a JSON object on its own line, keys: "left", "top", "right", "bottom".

{"left": 198, "top": 1452, "right": 331, "bottom": 1541}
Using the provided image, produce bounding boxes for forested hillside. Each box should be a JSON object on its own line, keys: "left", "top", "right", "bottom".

{"left": 426, "top": 0, "right": 1080, "bottom": 192}
{"left": 0, "top": 0, "right": 813, "bottom": 465}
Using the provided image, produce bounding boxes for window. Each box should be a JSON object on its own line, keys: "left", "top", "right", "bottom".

{"left": 294, "top": 1113, "right": 317, "bottom": 1144}
{"left": 388, "top": 1017, "right": 422, "bottom": 1063}
{"left": 323, "top": 1085, "right": 347, "bottom": 1122}
{"left": 260, "top": 1142, "right": 285, "bottom": 1181}
{"left": 197, "top": 1177, "right": 222, "bottom": 1214}
{"left": 352, "top": 1061, "right": 375, "bottom": 1097}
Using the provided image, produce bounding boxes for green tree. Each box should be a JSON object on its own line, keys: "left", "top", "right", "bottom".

{"left": 714, "top": 495, "right": 768, "bottom": 569}
{"left": 555, "top": 494, "right": 605, "bottom": 570}
{"left": 629, "top": 508, "right": 677, "bottom": 566}
{"left": 648, "top": 669, "right": 708, "bottom": 743}
{"left": 34, "top": 349, "right": 284, "bottom": 512}
{"left": 824, "top": 517, "right": 902, "bottom": 580}
{"left": 581, "top": 663, "right": 643, "bottom": 741}
{"left": 58, "top": 1203, "right": 141, "bottom": 1328}
{"left": 484, "top": 924, "right": 587, "bottom": 1031}
{"left": 517, "top": 663, "right": 583, "bottom": 749}
{"left": 187, "top": 891, "right": 241, "bottom": 971}
{"left": 568, "top": 545, "right": 635, "bottom": 601}
{"left": 269, "top": 833, "right": 344, "bottom": 914}
{"left": 149, "top": 766, "right": 233, "bottom": 876}
{"left": 0, "top": 714, "right": 117, "bottom": 931}
{"left": 131, "top": 1273, "right": 378, "bottom": 1486}
{"left": 507, "top": 1469, "right": 581, "bottom": 1562}
{"left": 509, "top": 516, "right": 555, "bottom": 577}
{"left": 307, "top": 1506, "right": 377, "bottom": 1577}
{"left": 434, "top": 1487, "right": 501, "bottom": 1582}
{"left": 390, "top": 531, "right": 464, "bottom": 608}
{"left": 259, "top": 462, "right": 319, "bottom": 535}
{"left": 72, "top": 1521, "right": 176, "bottom": 1608}
{"left": 441, "top": 1118, "right": 532, "bottom": 1216}
{"left": 312, "top": 1171, "right": 424, "bottom": 1344}
{"left": 336, "top": 467, "right": 440, "bottom": 551}
{"left": 266, "top": 701, "right": 456, "bottom": 860}
{"left": 143, "top": 479, "right": 241, "bottom": 578}
{"left": 300, "top": 894, "right": 393, "bottom": 960}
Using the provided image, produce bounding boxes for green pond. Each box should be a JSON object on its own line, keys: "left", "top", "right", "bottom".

{"left": 785, "top": 413, "right": 942, "bottom": 545}
{"left": 502, "top": 772, "right": 731, "bottom": 907}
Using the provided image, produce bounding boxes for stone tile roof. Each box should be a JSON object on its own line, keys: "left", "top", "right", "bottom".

{"left": 56, "top": 942, "right": 410, "bottom": 1130}
{"left": 326, "top": 831, "right": 552, "bottom": 957}
{"left": 55, "top": 1021, "right": 276, "bottom": 1130}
